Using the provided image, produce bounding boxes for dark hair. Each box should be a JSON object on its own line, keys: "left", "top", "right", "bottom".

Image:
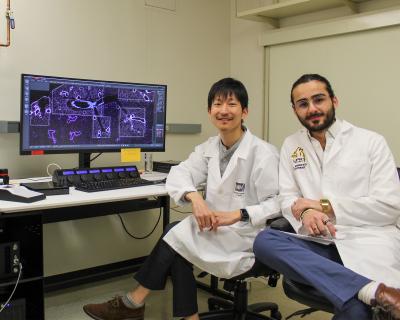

{"left": 207, "top": 78, "right": 248, "bottom": 111}
{"left": 290, "top": 74, "right": 335, "bottom": 105}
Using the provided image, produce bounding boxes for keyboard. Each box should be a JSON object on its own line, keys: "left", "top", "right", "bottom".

{"left": 75, "top": 178, "right": 157, "bottom": 192}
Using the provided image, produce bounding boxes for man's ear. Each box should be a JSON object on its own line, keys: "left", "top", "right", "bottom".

{"left": 242, "top": 107, "right": 249, "bottom": 120}
{"left": 332, "top": 96, "right": 339, "bottom": 109}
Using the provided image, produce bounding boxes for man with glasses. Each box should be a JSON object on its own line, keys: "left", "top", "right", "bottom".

{"left": 254, "top": 74, "right": 400, "bottom": 319}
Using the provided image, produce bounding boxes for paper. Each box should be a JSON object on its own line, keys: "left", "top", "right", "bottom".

{"left": 121, "top": 148, "right": 141, "bottom": 162}
{"left": 281, "top": 231, "right": 345, "bottom": 245}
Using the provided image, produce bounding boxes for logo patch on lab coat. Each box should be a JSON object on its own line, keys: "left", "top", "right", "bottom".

{"left": 234, "top": 182, "right": 245, "bottom": 195}
{"left": 291, "top": 147, "right": 307, "bottom": 170}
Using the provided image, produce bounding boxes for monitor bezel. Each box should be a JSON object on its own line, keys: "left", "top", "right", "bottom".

{"left": 20, "top": 73, "right": 167, "bottom": 155}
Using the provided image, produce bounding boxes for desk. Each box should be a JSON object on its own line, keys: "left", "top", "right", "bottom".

{"left": 0, "top": 181, "right": 169, "bottom": 319}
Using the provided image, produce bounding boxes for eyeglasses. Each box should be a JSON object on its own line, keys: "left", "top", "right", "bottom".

{"left": 293, "top": 94, "right": 329, "bottom": 110}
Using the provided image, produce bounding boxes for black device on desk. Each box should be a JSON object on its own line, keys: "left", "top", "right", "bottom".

{"left": 53, "top": 165, "right": 160, "bottom": 192}
{"left": 152, "top": 160, "right": 180, "bottom": 173}
{"left": 20, "top": 181, "right": 69, "bottom": 196}
{"left": 75, "top": 178, "right": 154, "bottom": 192}
{"left": 0, "top": 186, "right": 46, "bottom": 203}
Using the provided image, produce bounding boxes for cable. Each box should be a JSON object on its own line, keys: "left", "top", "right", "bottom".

{"left": 26, "top": 177, "right": 52, "bottom": 181}
{"left": 170, "top": 207, "right": 192, "bottom": 214}
{"left": 46, "top": 163, "right": 62, "bottom": 177}
{"left": 90, "top": 153, "right": 103, "bottom": 163}
{"left": 117, "top": 208, "right": 162, "bottom": 240}
{"left": 0, "top": 262, "right": 22, "bottom": 314}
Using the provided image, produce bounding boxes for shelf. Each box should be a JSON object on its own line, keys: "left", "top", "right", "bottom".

{"left": 237, "top": 0, "right": 360, "bottom": 22}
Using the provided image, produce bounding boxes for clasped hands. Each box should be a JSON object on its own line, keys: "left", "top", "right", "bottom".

{"left": 186, "top": 192, "right": 240, "bottom": 231}
{"left": 291, "top": 198, "right": 336, "bottom": 237}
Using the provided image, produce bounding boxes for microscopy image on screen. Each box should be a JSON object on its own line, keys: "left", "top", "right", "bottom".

{"left": 23, "top": 77, "right": 165, "bottom": 151}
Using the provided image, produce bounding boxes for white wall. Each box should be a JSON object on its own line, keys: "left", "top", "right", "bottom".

{"left": 0, "top": 0, "right": 231, "bottom": 275}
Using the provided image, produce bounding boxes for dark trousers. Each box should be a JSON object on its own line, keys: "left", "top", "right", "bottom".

{"left": 254, "top": 229, "right": 372, "bottom": 320}
{"left": 134, "top": 222, "right": 198, "bottom": 317}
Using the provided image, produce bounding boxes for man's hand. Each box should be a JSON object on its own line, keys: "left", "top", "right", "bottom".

{"left": 185, "top": 192, "right": 216, "bottom": 231}
{"left": 211, "top": 210, "right": 242, "bottom": 231}
{"left": 302, "top": 209, "right": 336, "bottom": 237}
{"left": 291, "top": 198, "right": 321, "bottom": 220}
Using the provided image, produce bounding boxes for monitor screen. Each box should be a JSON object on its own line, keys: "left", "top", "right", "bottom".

{"left": 20, "top": 74, "right": 167, "bottom": 155}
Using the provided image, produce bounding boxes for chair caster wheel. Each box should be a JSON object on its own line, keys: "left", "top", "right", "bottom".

{"left": 271, "top": 310, "right": 282, "bottom": 320}
{"left": 208, "top": 301, "right": 220, "bottom": 311}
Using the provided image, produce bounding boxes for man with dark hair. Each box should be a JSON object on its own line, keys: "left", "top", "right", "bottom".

{"left": 254, "top": 73, "right": 400, "bottom": 320}
{"left": 83, "top": 77, "right": 280, "bottom": 320}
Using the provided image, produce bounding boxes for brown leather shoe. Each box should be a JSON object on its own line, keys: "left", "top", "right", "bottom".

{"left": 83, "top": 296, "right": 145, "bottom": 320}
{"left": 372, "top": 283, "right": 400, "bottom": 320}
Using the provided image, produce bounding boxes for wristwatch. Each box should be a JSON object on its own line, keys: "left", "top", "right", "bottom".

{"left": 320, "top": 199, "right": 331, "bottom": 214}
{"left": 240, "top": 208, "right": 249, "bottom": 222}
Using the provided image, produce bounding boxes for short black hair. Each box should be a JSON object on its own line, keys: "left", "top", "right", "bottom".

{"left": 207, "top": 78, "right": 248, "bottom": 111}
{"left": 290, "top": 74, "right": 335, "bottom": 105}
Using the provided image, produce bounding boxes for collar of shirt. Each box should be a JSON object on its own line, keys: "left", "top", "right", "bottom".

{"left": 306, "top": 118, "right": 341, "bottom": 142}
{"left": 307, "top": 119, "right": 342, "bottom": 168}
{"left": 219, "top": 127, "right": 246, "bottom": 176}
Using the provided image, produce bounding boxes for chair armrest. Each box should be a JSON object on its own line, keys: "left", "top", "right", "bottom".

{"left": 268, "top": 217, "right": 295, "bottom": 233}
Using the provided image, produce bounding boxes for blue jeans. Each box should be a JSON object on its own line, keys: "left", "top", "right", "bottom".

{"left": 253, "top": 229, "right": 372, "bottom": 319}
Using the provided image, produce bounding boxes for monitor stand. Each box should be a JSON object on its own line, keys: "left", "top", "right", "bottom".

{"left": 79, "top": 153, "right": 91, "bottom": 168}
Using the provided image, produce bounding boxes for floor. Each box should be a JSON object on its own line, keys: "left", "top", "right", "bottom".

{"left": 45, "top": 272, "right": 332, "bottom": 320}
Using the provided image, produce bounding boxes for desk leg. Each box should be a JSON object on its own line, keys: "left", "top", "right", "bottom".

{"left": 161, "top": 196, "right": 170, "bottom": 230}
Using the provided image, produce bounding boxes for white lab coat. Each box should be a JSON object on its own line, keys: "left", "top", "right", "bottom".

{"left": 280, "top": 120, "right": 400, "bottom": 287}
{"left": 164, "top": 130, "right": 280, "bottom": 278}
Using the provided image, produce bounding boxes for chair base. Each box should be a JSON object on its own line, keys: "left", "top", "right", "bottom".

{"left": 200, "top": 296, "right": 281, "bottom": 320}
{"left": 199, "top": 309, "right": 276, "bottom": 320}
{"left": 196, "top": 262, "right": 282, "bottom": 320}
{"left": 283, "top": 277, "right": 334, "bottom": 314}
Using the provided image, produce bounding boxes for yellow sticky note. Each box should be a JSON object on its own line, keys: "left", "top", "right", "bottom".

{"left": 121, "top": 148, "right": 141, "bottom": 162}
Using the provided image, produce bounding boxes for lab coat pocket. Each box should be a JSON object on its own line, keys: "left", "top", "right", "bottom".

{"left": 335, "top": 158, "right": 370, "bottom": 197}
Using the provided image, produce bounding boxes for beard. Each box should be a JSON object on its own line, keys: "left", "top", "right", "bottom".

{"left": 297, "top": 105, "right": 336, "bottom": 132}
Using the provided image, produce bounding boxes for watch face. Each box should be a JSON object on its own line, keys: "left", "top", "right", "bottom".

{"left": 240, "top": 209, "right": 249, "bottom": 221}
{"left": 320, "top": 199, "right": 330, "bottom": 213}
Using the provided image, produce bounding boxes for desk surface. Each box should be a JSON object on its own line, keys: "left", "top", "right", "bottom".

{"left": 0, "top": 172, "right": 168, "bottom": 214}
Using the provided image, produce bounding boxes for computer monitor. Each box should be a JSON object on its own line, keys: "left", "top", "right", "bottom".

{"left": 20, "top": 74, "right": 167, "bottom": 167}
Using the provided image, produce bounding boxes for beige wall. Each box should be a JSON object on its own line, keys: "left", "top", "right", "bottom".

{"left": 265, "top": 15, "right": 400, "bottom": 165}
{"left": 267, "top": 25, "right": 400, "bottom": 160}
{"left": 230, "top": 0, "right": 274, "bottom": 138}
{"left": 0, "top": 0, "right": 231, "bottom": 275}
{"left": 0, "top": 0, "right": 231, "bottom": 178}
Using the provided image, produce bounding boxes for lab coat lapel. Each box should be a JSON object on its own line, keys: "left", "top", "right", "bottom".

{"left": 324, "top": 121, "right": 352, "bottom": 166}
{"left": 298, "top": 129, "right": 322, "bottom": 175}
{"left": 204, "top": 138, "right": 222, "bottom": 182}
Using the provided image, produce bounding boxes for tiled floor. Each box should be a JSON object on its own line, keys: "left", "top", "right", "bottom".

{"left": 45, "top": 273, "right": 332, "bottom": 320}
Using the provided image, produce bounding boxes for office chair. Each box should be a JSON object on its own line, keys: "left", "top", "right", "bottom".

{"left": 269, "top": 218, "right": 334, "bottom": 319}
{"left": 272, "top": 168, "right": 400, "bottom": 318}
{"left": 267, "top": 169, "right": 400, "bottom": 319}
{"left": 198, "top": 260, "right": 282, "bottom": 320}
